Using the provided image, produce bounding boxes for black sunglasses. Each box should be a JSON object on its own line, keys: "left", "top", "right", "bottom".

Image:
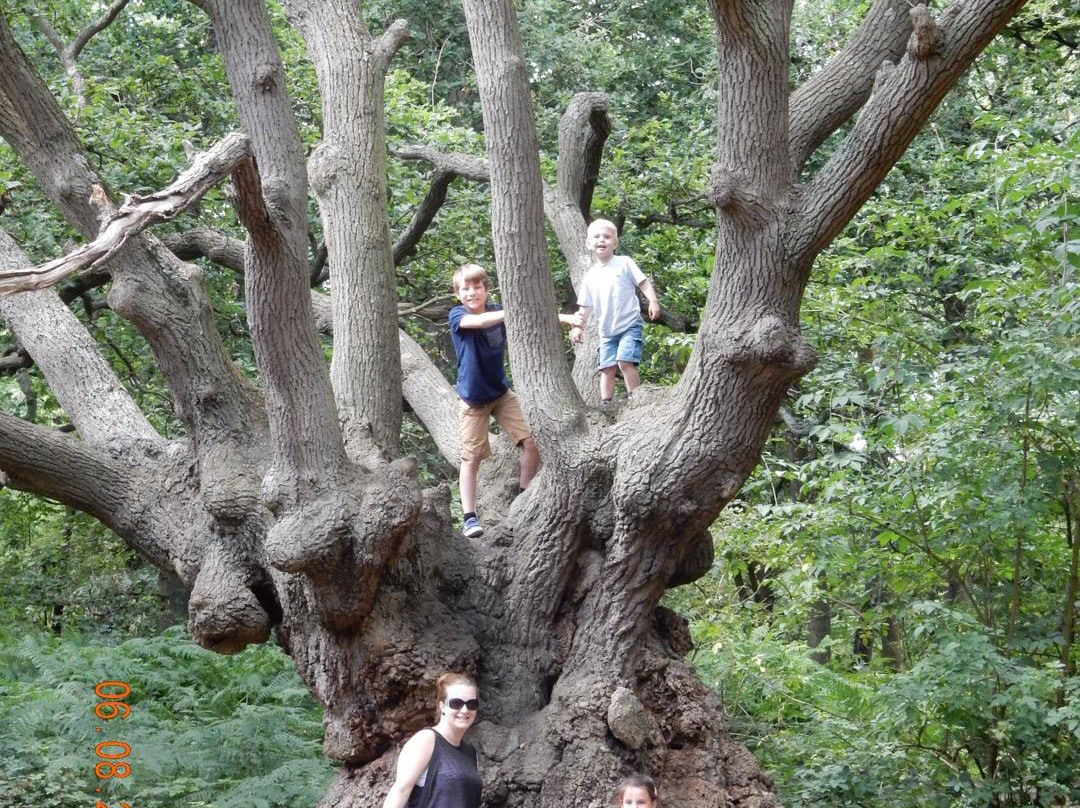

{"left": 445, "top": 698, "right": 479, "bottom": 711}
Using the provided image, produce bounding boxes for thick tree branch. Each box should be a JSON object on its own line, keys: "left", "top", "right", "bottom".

{"left": 788, "top": 0, "right": 911, "bottom": 174}
{"left": 556, "top": 92, "right": 611, "bottom": 226}
{"left": 399, "top": 330, "right": 461, "bottom": 465}
{"left": 0, "top": 227, "right": 158, "bottom": 446}
{"left": 462, "top": 0, "right": 585, "bottom": 447}
{"left": 557, "top": 0, "right": 816, "bottom": 677}
{"left": 793, "top": 0, "right": 1028, "bottom": 268}
{"left": 282, "top": 0, "right": 405, "bottom": 460}
{"left": 396, "top": 144, "right": 490, "bottom": 181}
{"left": 0, "top": 133, "right": 251, "bottom": 296}
{"left": 548, "top": 94, "right": 610, "bottom": 290}
{"left": 208, "top": 2, "right": 423, "bottom": 658}
{"left": 375, "top": 18, "right": 411, "bottom": 70}
{"left": 0, "top": 410, "right": 135, "bottom": 526}
{"left": 206, "top": 0, "right": 345, "bottom": 479}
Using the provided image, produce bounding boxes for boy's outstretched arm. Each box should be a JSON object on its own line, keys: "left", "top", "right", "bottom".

{"left": 639, "top": 278, "right": 661, "bottom": 321}
{"left": 458, "top": 308, "right": 506, "bottom": 329}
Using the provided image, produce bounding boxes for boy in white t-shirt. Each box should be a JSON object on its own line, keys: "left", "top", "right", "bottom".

{"left": 570, "top": 219, "right": 661, "bottom": 403}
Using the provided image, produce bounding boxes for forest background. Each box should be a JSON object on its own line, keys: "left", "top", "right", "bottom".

{"left": 0, "top": 0, "right": 1076, "bottom": 806}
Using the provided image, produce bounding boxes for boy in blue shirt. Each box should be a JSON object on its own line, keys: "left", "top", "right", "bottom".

{"left": 449, "top": 263, "right": 579, "bottom": 537}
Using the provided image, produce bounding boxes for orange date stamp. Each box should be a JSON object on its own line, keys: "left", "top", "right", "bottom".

{"left": 92, "top": 680, "right": 133, "bottom": 808}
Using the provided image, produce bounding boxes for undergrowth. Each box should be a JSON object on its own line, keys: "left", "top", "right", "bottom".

{"left": 0, "top": 627, "right": 334, "bottom": 808}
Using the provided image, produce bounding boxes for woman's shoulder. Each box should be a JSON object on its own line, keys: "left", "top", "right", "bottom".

{"left": 401, "top": 727, "right": 438, "bottom": 756}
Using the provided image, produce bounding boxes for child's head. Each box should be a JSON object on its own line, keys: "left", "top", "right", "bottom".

{"left": 612, "top": 774, "right": 660, "bottom": 808}
{"left": 587, "top": 219, "right": 619, "bottom": 261}
{"left": 452, "top": 263, "right": 489, "bottom": 294}
{"left": 587, "top": 218, "right": 619, "bottom": 245}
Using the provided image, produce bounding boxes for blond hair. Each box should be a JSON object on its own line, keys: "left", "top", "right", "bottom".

{"left": 587, "top": 218, "right": 619, "bottom": 239}
{"left": 452, "top": 263, "right": 489, "bottom": 293}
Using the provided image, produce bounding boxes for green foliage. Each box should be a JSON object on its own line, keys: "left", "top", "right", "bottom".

{"left": 672, "top": 14, "right": 1080, "bottom": 805}
{"left": 0, "top": 628, "right": 333, "bottom": 808}
{"left": 0, "top": 492, "right": 168, "bottom": 636}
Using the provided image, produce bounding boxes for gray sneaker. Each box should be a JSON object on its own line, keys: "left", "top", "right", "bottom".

{"left": 462, "top": 515, "right": 483, "bottom": 538}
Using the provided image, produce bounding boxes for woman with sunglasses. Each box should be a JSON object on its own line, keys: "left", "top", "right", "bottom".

{"left": 383, "top": 672, "right": 483, "bottom": 808}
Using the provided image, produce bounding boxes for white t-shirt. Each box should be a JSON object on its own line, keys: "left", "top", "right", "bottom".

{"left": 577, "top": 254, "right": 646, "bottom": 338}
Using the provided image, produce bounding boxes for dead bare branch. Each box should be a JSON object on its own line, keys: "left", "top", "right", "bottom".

{"left": 0, "top": 133, "right": 252, "bottom": 296}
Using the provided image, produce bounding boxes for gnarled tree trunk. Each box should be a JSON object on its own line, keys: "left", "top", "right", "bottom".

{"left": 0, "top": 0, "right": 1026, "bottom": 806}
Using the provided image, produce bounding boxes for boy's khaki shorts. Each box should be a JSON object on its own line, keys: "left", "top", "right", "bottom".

{"left": 459, "top": 390, "right": 531, "bottom": 462}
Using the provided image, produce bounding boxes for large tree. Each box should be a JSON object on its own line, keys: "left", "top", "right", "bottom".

{"left": 0, "top": 0, "right": 1029, "bottom": 805}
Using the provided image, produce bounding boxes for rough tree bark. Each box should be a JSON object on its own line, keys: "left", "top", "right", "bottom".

{"left": 0, "top": 1, "right": 1027, "bottom": 806}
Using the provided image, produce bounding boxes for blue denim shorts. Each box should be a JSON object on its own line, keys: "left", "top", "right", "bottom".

{"left": 597, "top": 322, "right": 643, "bottom": 369}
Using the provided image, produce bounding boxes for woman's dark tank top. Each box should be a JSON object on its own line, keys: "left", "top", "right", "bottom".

{"left": 406, "top": 728, "right": 482, "bottom": 808}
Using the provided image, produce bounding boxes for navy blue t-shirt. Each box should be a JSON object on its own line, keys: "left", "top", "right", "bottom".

{"left": 449, "top": 303, "right": 510, "bottom": 406}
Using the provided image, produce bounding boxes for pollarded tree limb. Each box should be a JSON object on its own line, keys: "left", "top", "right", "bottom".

{"left": 227, "top": 125, "right": 346, "bottom": 483}
{"left": 0, "top": 410, "right": 139, "bottom": 534}
{"left": 0, "top": 12, "right": 264, "bottom": 446}
{"left": 0, "top": 227, "right": 159, "bottom": 446}
{"left": 399, "top": 329, "right": 462, "bottom": 465}
{"left": 0, "top": 398, "right": 269, "bottom": 652}
{"left": 209, "top": 1, "right": 423, "bottom": 642}
{"left": 548, "top": 94, "right": 614, "bottom": 402}
{"left": 375, "top": 18, "right": 411, "bottom": 70}
{"left": 706, "top": 0, "right": 792, "bottom": 197}
{"left": 793, "top": 0, "right": 1028, "bottom": 268}
{"left": 281, "top": 0, "right": 406, "bottom": 461}
{"left": 788, "top": 0, "right": 911, "bottom": 174}
{"left": 555, "top": 0, "right": 815, "bottom": 677}
{"left": 0, "top": 133, "right": 252, "bottom": 296}
{"left": 462, "top": 0, "right": 585, "bottom": 450}
{"left": 205, "top": 0, "right": 344, "bottom": 481}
